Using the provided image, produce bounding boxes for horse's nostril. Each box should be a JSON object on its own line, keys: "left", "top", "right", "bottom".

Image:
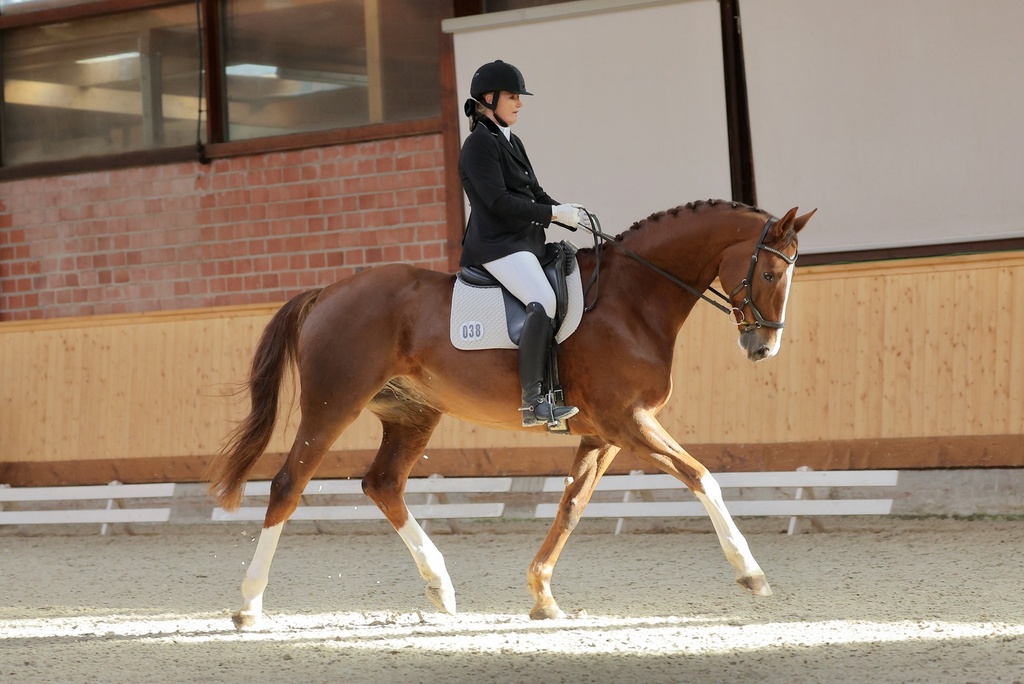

{"left": 748, "top": 344, "right": 771, "bottom": 361}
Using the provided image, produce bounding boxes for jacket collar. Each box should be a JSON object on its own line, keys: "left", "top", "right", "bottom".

{"left": 479, "top": 117, "right": 529, "bottom": 167}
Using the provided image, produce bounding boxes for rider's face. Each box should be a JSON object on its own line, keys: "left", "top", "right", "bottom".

{"left": 487, "top": 91, "right": 521, "bottom": 126}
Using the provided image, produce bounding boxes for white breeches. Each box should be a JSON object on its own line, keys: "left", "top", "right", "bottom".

{"left": 483, "top": 251, "right": 556, "bottom": 318}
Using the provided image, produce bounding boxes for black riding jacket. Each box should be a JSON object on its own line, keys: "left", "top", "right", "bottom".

{"left": 458, "top": 117, "right": 558, "bottom": 267}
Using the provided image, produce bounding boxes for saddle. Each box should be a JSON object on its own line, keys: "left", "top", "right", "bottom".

{"left": 457, "top": 242, "right": 575, "bottom": 344}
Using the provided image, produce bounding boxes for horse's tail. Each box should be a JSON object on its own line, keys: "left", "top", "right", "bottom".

{"left": 207, "top": 288, "right": 323, "bottom": 510}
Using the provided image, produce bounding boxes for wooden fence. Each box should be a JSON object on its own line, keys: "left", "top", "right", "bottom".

{"left": 2, "top": 251, "right": 1022, "bottom": 486}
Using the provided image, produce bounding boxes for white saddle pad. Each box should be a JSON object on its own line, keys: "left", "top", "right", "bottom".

{"left": 450, "top": 265, "right": 584, "bottom": 350}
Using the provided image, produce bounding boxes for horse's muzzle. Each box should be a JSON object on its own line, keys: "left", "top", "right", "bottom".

{"left": 738, "top": 328, "right": 777, "bottom": 362}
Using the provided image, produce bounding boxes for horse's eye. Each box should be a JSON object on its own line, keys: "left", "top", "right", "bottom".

{"left": 763, "top": 272, "right": 775, "bottom": 283}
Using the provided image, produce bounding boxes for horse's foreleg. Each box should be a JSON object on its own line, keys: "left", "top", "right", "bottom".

{"left": 692, "top": 471, "right": 772, "bottom": 596}
{"left": 628, "top": 413, "right": 772, "bottom": 597}
{"left": 528, "top": 436, "right": 620, "bottom": 619}
{"left": 361, "top": 412, "right": 453, "bottom": 614}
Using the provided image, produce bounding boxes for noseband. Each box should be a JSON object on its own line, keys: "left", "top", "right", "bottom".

{"left": 724, "top": 216, "right": 798, "bottom": 332}
{"left": 578, "top": 211, "right": 796, "bottom": 330}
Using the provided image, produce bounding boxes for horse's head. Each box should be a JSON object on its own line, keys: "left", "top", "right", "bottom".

{"left": 718, "top": 207, "right": 815, "bottom": 362}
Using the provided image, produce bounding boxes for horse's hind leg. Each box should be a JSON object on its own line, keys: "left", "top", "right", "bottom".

{"left": 234, "top": 405, "right": 360, "bottom": 629}
{"left": 361, "top": 402, "right": 452, "bottom": 613}
{"left": 528, "top": 436, "right": 620, "bottom": 619}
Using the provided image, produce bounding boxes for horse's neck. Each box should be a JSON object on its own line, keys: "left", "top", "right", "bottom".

{"left": 613, "top": 209, "right": 754, "bottom": 332}
{"left": 623, "top": 212, "right": 737, "bottom": 288}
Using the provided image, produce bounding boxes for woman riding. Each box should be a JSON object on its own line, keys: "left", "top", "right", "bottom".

{"left": 459, "top": 59, "right": 583, "bottom": 428}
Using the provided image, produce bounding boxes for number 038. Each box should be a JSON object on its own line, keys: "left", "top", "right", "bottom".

{"left": 460, "top": 321, "right": 484, "bottom": 341}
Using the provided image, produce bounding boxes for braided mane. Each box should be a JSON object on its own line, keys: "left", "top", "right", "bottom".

{"left": 619, "top": 199, "right": 769, "bottom": 238}
{"left": 573, "top": 198, "right": 802, "bottom": 260}
{"left": 576, "top": 200, "right": 777, "bottom": 257}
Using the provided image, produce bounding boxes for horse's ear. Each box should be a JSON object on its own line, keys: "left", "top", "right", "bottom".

{"left": 770, "top": 207, "right": 800, "bottom": 240}
{"left": 793, "top": 208, "right": 816, "bottom": 234}
{"left": 770, "top": 207, "right": 815, "bottom": 241}
{"left": 779, "top": 207, "right": 799, "bottom": 230}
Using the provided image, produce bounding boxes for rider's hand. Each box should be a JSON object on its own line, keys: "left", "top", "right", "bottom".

{"left": 572, "top": 204, "right": 593, "bottom": 231}
{"left": 551, "top": 203, "right": 580, "bottom": 230}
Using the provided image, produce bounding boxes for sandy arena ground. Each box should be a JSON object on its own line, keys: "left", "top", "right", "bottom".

{"left": 1, "top": 517, "right": 1022, "bottom": 684}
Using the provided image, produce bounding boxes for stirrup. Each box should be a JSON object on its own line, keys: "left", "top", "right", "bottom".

{"left": 520, "top": 404, "right": 550, "bottom": 428}
{"left": 520, "top": 398, "right": 579, "bottom": 428}
{"left": 520, "top": 405, "right": 544, "bottom": 428}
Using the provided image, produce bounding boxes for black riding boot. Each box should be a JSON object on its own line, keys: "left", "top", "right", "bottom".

{"left": 519, "top": 302, "right": 579, "bottom": 427}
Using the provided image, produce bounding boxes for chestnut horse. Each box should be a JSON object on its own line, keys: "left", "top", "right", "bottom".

{"left": 208, "top": 200, "right": 814, "bottom": 627}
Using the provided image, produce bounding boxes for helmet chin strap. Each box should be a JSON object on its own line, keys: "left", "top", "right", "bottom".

{"left": 481, "top": 92, "right": 510, "bottom": 127}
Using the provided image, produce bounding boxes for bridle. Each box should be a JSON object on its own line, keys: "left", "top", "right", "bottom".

{"left": 723, "top": 216, "right": 798, "bottom": 332}
{"left": 571, "top": 210, "right": 797, "bottom": 331}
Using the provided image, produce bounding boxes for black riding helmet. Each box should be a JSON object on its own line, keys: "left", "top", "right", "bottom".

{"left": 464, "top": 60, "right": 532, "bottom": 126}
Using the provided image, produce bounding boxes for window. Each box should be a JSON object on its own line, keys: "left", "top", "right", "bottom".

{"left": 223, "top": 0, "right": 447, "bottom": 140}
{"left": 0, "top": 0, "right": 449, "bottom": 168}
{"left": 1, "top": 5, "right": 202, "bottom": 165}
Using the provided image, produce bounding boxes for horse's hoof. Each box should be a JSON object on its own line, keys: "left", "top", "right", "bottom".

{"left": 232, "top": 610, "right": 260, "bottom": 630}
{"left": 529, "top": 602, "right": 567, "bottom": 620}
{"left": 425, "top": 582, "right": 457, "bottom": 615}
{"left": 737, "top": 573, "right": 773, "bottom": 597}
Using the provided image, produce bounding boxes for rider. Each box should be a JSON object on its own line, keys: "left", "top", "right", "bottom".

{"left": 459, "top": 59, "right": 582, "bottom": 427}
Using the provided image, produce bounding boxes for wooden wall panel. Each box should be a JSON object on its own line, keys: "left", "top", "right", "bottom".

{"left": 1, "top": 251, "right": 1022, "bottom": 485}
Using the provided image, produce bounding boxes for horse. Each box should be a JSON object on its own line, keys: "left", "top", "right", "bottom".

{"left": 208, "top": 199, "right": 814, "bottom": 627}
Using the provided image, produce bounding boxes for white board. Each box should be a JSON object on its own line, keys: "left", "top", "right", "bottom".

{"left": 742, "top": 0, "right": 1024, "bottom": 253}
{"left": 447, "top": 0, "right": 1024, "bottom": 254}
{"left": 444, "top": 0, "right": 732, "bottom": 239}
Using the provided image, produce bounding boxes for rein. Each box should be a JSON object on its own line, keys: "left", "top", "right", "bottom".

{"left": 567, "top": 209, "right": 794, "bottom": 329}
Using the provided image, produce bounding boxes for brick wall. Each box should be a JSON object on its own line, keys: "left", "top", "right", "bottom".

{"left": 0, "top": 134, "right": 450, "bottom": 320}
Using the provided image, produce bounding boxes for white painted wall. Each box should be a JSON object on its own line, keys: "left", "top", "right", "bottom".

{"left": 445, "top": 0, "right": 732, "bottom": 241}
{"left": 732, "top": 0, "right": 1024, "bottom": 252}
{"left": 446, "top": 0, "right": 1024, "bottom": 253}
